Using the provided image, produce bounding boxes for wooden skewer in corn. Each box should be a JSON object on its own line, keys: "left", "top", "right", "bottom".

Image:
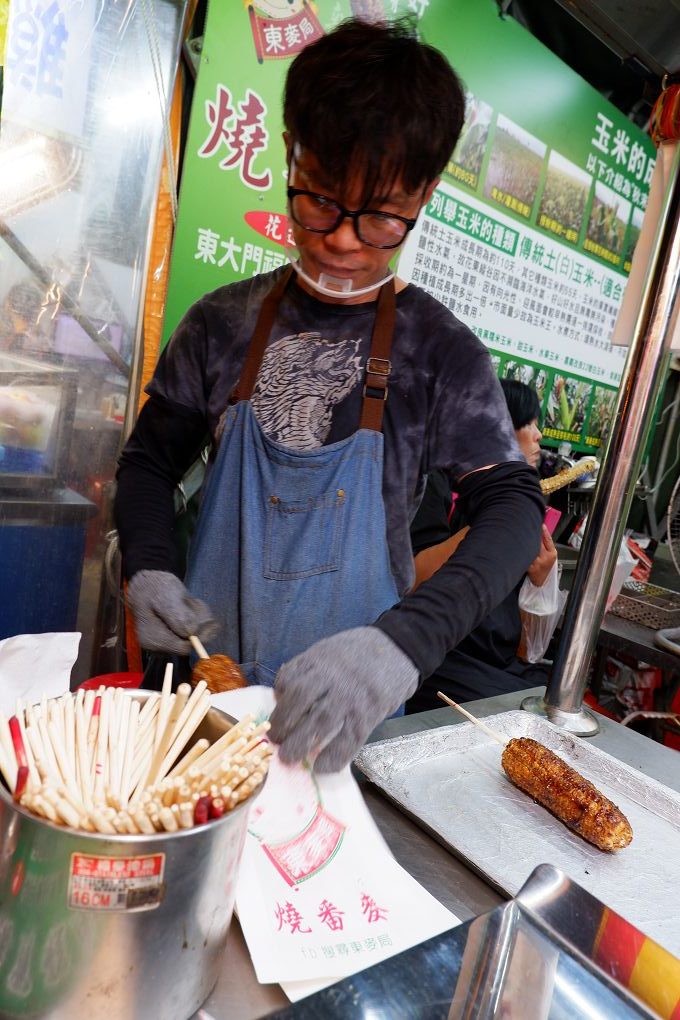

{"left": 437, "top": 691, "right": 506, "bottom": 744}
{"left": 189, "top": 635, "right": 247, "bottom": 694}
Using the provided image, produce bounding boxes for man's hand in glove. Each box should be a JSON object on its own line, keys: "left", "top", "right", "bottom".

{"left": 269, "top": 627, "right": 419, "bottom": 773}
{"left": 126, "top": 570, "right": 217, "bottom": 655}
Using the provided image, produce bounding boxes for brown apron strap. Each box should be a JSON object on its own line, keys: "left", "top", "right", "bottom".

{"left": 230, "top": 266, "right": 295, "bottom": 403}
{"left": 359, "top": 277, "right": 396, "bottom": 432}
{"left": 231, "top": 267, "right": 396, "bottom": 433}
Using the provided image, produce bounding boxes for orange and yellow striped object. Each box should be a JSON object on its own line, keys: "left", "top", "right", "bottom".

{"left": 594, "top": 908, "right": 680, "bottom": 1019}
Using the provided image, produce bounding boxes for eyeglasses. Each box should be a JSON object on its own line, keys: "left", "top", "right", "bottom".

{"left": 286, "top": 187, "right": 418, "bottom": 249}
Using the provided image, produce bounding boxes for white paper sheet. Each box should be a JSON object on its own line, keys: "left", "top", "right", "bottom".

{"left": 0, "top": 632, "right": 81, "bottom": 715}
{"left": 212, "top": 687, "right": 460, "bottom": 997}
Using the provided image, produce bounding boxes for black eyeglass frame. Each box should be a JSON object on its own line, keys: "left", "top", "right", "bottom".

{"left": 286, "top": 186, "right": 419, "bottom": 250}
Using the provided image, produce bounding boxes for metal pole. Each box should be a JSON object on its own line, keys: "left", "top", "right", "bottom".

{"left": 523, "top": 143, "right": 680, "bottom": 735}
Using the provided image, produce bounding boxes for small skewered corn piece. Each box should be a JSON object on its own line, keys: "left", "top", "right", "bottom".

{"left": 501, "top": 737, "right": 633, "bottom": 851}
{"left": 540, "top": 458, "right": 598, "bottom": 496}
{"left": 192, "top": 654, "right": 247, "bottom": 693}
{"left": 189, "top": 636, "right": 247, "bottom": 694}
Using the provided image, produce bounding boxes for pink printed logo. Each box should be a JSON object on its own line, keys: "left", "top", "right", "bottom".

{"left": 261, "top": 807, "right": 346, "bottom": 886}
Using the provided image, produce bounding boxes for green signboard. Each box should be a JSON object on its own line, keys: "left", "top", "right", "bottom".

{"left": 162, "top": 0, "right": 655, "bottom": 453}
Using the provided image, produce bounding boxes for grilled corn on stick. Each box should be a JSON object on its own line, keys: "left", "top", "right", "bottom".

{"left": 540, "top": 458, "right": 598, "bottom": 495}
{"left": 502, "top": 737, "right": 633, "bottom": 851}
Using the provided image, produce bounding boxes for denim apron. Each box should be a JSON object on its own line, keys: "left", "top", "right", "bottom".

{"left": 185, "top": 268, "right": 400, "bottom": 687}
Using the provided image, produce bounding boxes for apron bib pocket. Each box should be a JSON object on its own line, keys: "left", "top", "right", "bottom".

{"left": 264, "top": 490, "right": 345, "bottom": 579}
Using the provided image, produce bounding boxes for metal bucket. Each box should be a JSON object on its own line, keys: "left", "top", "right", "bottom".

{"left": 0, "top": 693, "right": 257, "bottom": 1020}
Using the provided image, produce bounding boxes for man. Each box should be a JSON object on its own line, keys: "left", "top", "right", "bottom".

{"left": 115, "top": 19, "right": 544, "bottom": 772}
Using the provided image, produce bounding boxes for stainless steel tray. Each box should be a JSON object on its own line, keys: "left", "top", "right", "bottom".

{"left": 355, "top": 710, "right": 680, "bottom": 957}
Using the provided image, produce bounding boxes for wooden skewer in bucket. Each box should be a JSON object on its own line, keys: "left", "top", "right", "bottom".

{"left": 2, "top": 686, "right": 271, "bottom": 837}
{"left": 189, "top": 635, "right": 247, "bottom": 694}
{"left": 436, "top": 691, "right": 506, "bottom": 746}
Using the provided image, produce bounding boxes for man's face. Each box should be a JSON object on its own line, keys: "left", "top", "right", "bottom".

{"left": 286, "top": 143, "right": 435, "bottom": 304}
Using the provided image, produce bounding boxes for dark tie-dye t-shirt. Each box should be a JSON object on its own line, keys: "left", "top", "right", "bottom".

{"left": 147, "top": 267, "right": 521, "bottom": 594}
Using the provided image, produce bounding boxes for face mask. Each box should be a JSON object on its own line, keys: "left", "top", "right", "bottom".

{"left": 285, "top": 246, "right": 395, "bottom": 300}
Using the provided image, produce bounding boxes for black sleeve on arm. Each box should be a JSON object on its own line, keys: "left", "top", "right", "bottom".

{"left": 114, "top": 395, "right": 208, "bottom": 580}
{"left": 375, "top": 462, "right": 544, "bottom": 678}
{"left": 410, "top": 470, "right": 455, "bottom": 555}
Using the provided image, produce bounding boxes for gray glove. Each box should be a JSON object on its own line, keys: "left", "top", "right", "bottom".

{"left": 269, "top": 627, "right": 419, "bottom": 773}
{"left": 126, "top": 570, "right": 217, "bottom": 655}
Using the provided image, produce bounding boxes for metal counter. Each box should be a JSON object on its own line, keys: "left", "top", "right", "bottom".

{"left": 194, "top": 687, "right": 680, "bottom": 1019}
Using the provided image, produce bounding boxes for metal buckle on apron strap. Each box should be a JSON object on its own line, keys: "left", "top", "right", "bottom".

{"left": 363, "top": 357, "right": 391, "bottom": 400}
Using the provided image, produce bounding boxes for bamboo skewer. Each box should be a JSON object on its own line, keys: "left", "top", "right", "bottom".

{"left": 87, "top": 696, "right": 102, "bottom": 770}
{"left": 107, "top": 693, "right": 126, "bottom": 798}
{"left": 75, "top": 698, "right": 94, "bottom": 810}
{"left": 15, "top": 701, "right": 39, "bottom": 792}
{"left": 189, "top": 635, "right": 210, "bottom": 660}
{"left": 155, "top": 693, "right": 211, "bottom": 782}
{"left": 145, "top": 683, "right": 190, "bottom": 787}
{"left": 167, "top": 738, "right": 210, "bottom": 778}
{"left": 25, "top": 725, "right": 50, "bottom": 783}
{"left": 47, "top": 720, "right": 81, "bottom": 803}
{"left": 93, "top": 690, "right": 111, "bottom": 802}
{"left": 8, "top": 716, "right": 28, "bottom": 770}
{"left": 1, "top": 686, "right": 270, "bottom": 835}
{"left": 37, "top": 716, "right": 64, "bottom": 785}
{"left": 190, "top": 714, "right": 256, "bottom": 773}
{"left": 0, "top": 713, "right": 18, "bottom": 792}
{"left": 49, "top": 697, "right": 66, "bottom": 753}
{"left": 119, "top": 700, "right": 140, "bottom": 807}
{"left": 132, "top": 700, "right": 160, "bottom": 761}
{"left": 63, "top": 695, "right": 77, "bottom": 789}
{"left": 153, "top": 665, "right": 174, "bottom": 754}
{"left": 436, "top": 691, "right": 507, "bottom": 746}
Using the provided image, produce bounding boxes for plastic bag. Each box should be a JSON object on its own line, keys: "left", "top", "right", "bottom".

{"left": 607, "top": 542, "right": 636, "bottom": 609}
{"left": 518, "top": 562, "right": 567, "bottom": 663}
{"left": 568, "top": 516, "right": 637, "bottom": 609}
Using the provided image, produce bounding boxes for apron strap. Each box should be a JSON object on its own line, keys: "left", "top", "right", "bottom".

{"left": 230, "top": 266, "right": 295, "bottom": 404}
{"left": 359, "top": 277, "right": 396, "bottom": 432}
{"left": 231, "top": 267, "right": 396, "bottom": 434}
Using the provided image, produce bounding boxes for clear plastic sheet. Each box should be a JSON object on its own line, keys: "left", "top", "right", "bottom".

{"left": 0, "top": 0, "right": 186, "bottom": 682}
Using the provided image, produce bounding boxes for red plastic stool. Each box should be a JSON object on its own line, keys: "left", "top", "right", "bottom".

{"left": 78, "top": 672, "right": 144, "bottom": 691}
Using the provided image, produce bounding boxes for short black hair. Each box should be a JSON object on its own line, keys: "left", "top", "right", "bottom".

{"left": 283, "top": 18, "right": 466, "bottom": 206}
{"left": 4, "top": 280, "right": 44, "bottom": 323}
{"left": 500, "top": 378, "right": 541, "bottom": 430}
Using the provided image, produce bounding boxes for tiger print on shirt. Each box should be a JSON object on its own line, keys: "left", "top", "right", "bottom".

{"left": 250, "top": 331, "right": 363, "bottom": 449}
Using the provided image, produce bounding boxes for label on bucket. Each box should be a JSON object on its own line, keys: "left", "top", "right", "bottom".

{"left": 68, "top": 853, "right": 166, "bottom": 911}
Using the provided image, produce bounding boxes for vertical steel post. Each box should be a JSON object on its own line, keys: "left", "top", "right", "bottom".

{"left": 523, "top": 144, "right": 680, "bottom": 734}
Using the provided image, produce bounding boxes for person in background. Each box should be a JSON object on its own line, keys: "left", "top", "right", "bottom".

{"left": 0, "top": 281, "right": 45, "bottom": 354}
{"left": 407, "top": 378, "right": 556, "bottom": 712}
{"left": 114, "top": 20, "right": 544, "bottom": 772}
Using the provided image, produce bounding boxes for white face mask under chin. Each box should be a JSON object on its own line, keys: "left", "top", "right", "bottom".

{"left": 285, "top": 249, "right": 394, "bottom": 299}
